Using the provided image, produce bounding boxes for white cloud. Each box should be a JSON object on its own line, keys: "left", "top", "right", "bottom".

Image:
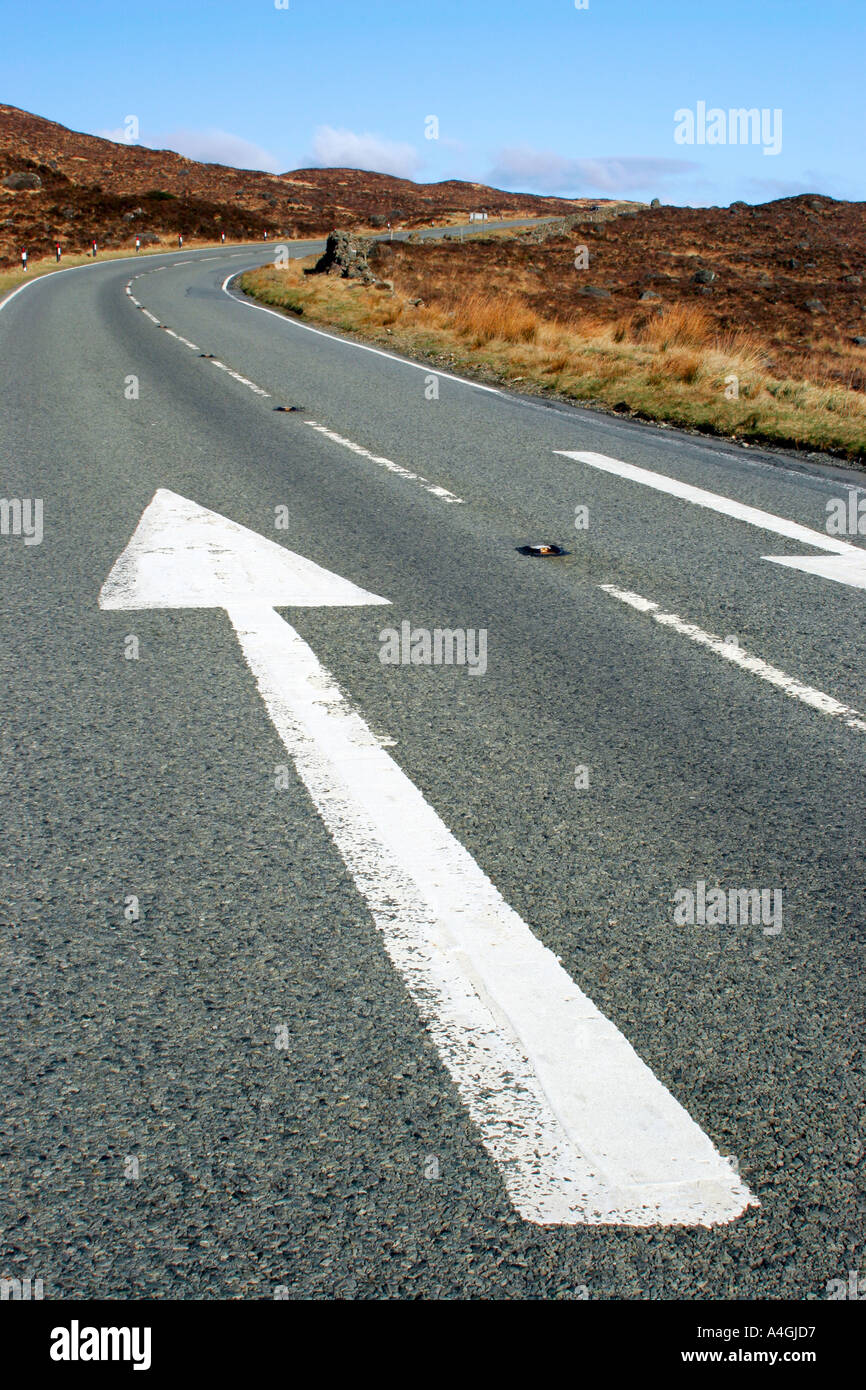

{"left": 311, "top": 125, "right": 422, "bottom": 179}
{"left": 488, "top": 146, "right": 700, "bottom": 195}
{"left": 152, "top": 128, "right": 283, "bottom": 173}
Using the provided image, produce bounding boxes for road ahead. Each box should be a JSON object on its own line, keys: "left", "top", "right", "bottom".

{"left": 1, "top": 236, "right": 863, "bottom": 1299}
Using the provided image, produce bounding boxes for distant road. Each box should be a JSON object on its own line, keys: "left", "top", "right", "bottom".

{"left": 0, "top": 230, "right": 863, "bottom": 1298}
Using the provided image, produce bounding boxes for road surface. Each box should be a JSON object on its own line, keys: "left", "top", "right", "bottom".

{"left": 0, "top": 233, "right": 863, "bottom": 1299}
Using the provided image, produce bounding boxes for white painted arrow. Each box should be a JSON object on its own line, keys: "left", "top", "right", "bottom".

{"left": 100, "top": 489, "right": 756, "bottom": 1227}
{"left": 556, "top": 451, "right": 866, "bottom": 589}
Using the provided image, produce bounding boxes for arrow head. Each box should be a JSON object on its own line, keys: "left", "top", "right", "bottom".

{"left": 99, "top": 489, "right": 390, "bottom": 610}
{"left": 764, "top": 551, "right": 866, "bottom": 591}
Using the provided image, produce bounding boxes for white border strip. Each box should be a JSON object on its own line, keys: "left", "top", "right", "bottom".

{"left": 221, "top": 272, "right": 503, "bottom": 396}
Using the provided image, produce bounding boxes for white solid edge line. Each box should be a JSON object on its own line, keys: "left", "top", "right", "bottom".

{"left": 220, "top": 272, "right": 504, "bottom": 395}
{"left": 0, "top": 241, "right": 276, "bottom": 315}
{"left": 117, "top": 264, "right": 469, "bottom": 501}
{"left": 226, "top": 601, "right": 756, "bottom": 1227}
{"left": 600, "top": 583, "right": 866, "bottom": 732}
{"left": 557, "top": 450, "right": 863, "bottom": 558}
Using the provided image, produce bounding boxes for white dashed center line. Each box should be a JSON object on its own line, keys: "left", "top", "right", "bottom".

{"left": 305, "top": 420, "right": 464, "bottom": 503}
{"left": 208, "top": 358, "right": 270, "bottom": 396}
{"left": 124, "top": 277, "right": 462, "bottom": 497}
{"left": 600, "top": 584, "right": 866, "bottom": 733}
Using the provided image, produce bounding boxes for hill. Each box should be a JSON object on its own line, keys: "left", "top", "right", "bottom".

{"left": 0, "top": 103, "right": 610, "bottom": 266}
{"left": 364, "top": 195, "right": 866, "bottom": 387}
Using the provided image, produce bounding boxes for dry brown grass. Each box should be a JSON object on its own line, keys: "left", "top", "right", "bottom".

{"left": 446, "top": 291, "right": 539, "bottom": 345}
{"left": 638, "top": 304, "right": 715, "bottom": 349}
{"left": 240, "top": 260, "right": 866, "bottom": 459}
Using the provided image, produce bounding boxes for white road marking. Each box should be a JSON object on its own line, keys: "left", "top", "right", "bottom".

{"left": 0, "top": 278, "right": 37, "bottom": 311}
{"left": 558, "top": 450, "right": 866, "bottom": 589}
{"left": 600, "top": 584, "right": 866, "bottom": 732}
{"left": 160, "top": 327, "right": 200, "bottom": 351}
{"left": 125, "top": 282, "right": 458, "bottom": 496}
{"left": 208, "top": 358, "right": 270, "bottom": 396}
{"left": 221, "top": 273, "right": 503, "bottom": 395}
{"left": 305, "top": 421, "right": 464, "bottom": 504}
{"left": 765, "top": 551, "right": 866, "bottom": 590}
{"left": 99, "top": 489, "right": 756, "bottom": 1228}
{"left": 125, "top": 281, "right": 201, "bottom": 348}
{"left": 0, "top": 242, "right": 284, "bottom": 314}
{"left": 141, "top": 309, "right": 160, "bottom": 324}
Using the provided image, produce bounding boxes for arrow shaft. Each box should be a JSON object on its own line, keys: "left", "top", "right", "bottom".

{"left": 227, "top": 603, "right": 754, "bottom": 1226}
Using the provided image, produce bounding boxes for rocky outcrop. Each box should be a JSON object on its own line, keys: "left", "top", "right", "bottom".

{"left": 2, "top": 170, "right": 42, "bottom": 190}
{"left": 308, "top": 230, "right": 374, "bottom": 282}
{"left": 308, "top": 229, "right": 392, "bottom": 288}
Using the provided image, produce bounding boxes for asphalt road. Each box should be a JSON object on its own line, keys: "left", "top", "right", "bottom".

{"left": 0, "top": 233, "right": 863, "bottom": 1300}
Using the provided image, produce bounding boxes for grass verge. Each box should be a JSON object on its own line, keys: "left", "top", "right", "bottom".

{"left": 239, "top": 258, "right": 866, "bottom": 461}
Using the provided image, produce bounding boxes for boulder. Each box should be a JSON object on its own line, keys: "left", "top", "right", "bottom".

{"left": 308, "top": 229, "right": 376, "bottom": 283}
{"left": 577, "top": 286, "right": 612, "bottom": 299}
{"left": 805, "top": 298, "right": 827, "bottom": 313}
{"left": 692, "top": 268, "right": 716, "bottom": 284}
{"left": 639, "top": 290, "right": 661, "bottom": 301}
{"left": 2, "top": 171, "right": 42, "bottom": 190}
{"left": 369, "top": 241, "right": 394, "bottom": 262}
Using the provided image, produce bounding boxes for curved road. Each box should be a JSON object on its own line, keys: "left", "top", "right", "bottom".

{"left": 0, "top": 236, "right": 863, "bottom": 1298}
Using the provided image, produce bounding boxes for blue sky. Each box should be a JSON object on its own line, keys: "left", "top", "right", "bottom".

{"left": 2, "top": 0, "right": 863, "bottom": 206}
